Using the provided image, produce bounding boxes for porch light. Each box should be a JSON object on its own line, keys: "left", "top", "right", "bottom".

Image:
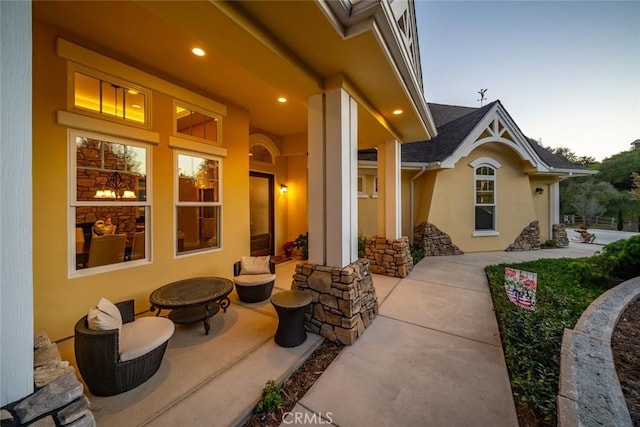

{"left": 277, "top": 97, "right": 287, "bottom": 103}
{"left": 192, "top": 47, "right": 205, "bottom": 57}
{"left": 535, "top": 187, "right": 544, "bottom": 195}
{"left": 94, "top": 172, "right": 137, "bottom": 199}
{"left": 392, "top": 109, "right": 403, "bottom": 115}
{"left": 280, "top": 184, "right": 288, "bottom": 194}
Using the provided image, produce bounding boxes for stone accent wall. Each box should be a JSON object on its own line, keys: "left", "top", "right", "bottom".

{"left": 292, "top": 259, "right": 378, "bottom": 345}
{"left": 506, "top": 220, "right": 541, "bottom": 251}
{"left": 413, "top": 222, "right": 463, "bottom": 256}
{"left": 1, "top": 333, "right": 95, "bottom": 426}
{"left": 363, "top": 236, "right": 413, "bottom": 277}
{"left": 553, "top": 224, "right": 570, "bottom": 247}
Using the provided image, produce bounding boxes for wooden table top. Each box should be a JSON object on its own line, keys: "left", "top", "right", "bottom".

{"left": 149, "top": 277, "right": 233, "bottom": 309}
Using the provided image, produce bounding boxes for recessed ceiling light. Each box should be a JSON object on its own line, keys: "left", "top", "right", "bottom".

{"left": 277, "top": 97, "right": 287, "bottom": 103}
{"left": 127, "top": 89, "right": 139, "bottom": 95}
{"left": 131, "top": 104, "right": 141, "bottom": 109}
{"left": 392, "top": 109, "right": 403, "bottom": 115}
{"left": 192, "top": 47, "right": 205, "bottom": 57}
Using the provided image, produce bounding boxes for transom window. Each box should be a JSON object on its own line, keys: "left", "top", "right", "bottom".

{"left": 70, "top": 131, "right": 151, "bottom": 275}
{"left": 475, "top": 165, "right": 496, "bottom": 231}
{"left": 175, "top": 104, "right": 221, "bottom": 144}
{"left": 73, "top": 71, "right": 148, "bottom": 125}
{"left": 176, "top": 152, "right": 222, "bottom": 255}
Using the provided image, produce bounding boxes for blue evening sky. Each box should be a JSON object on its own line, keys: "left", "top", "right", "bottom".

{"left": 415, "top": 0, "right": 640, "bottom": 161}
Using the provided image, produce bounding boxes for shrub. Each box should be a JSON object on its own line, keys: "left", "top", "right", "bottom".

{"left": 358, "top": 233, "right": 366, "bottom": 258}
{"left": 410, "top": 243, "right": 425, "bottom": 265}
{"left": 486, "top": 258, "right": 609, "bottom": 425}
{"left": 570, "top": 235, "right": 640, "bottom": 285}
{"left": 541, "top": 239, "right": 558, "bottom": 248}
{"left": 255, "top": 379, "right": 283, "bottom": 414}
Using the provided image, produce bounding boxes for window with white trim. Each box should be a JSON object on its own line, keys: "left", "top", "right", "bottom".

{"left": 475, "top": 165, "right": 496, "bottom": 231}
{"left": 71, "top": 67, "right": 150, "bottom": 126}
{"left": 70, "top": 131, "right": 151, "bottom": 275}
{"left": 174, "top": 102, "right": 221, "bottom": 145}
{"left": 176, "top": 152, "right": 222, "bottom": 255}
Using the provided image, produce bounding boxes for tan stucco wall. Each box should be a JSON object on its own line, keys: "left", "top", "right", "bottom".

{"left": 282, "top": 133, "right": 308, "bottom": 242}
{"left": 424, "top": 143, "right": 537, "bottom": 252}
{"left": 32, "top": 22, "right": 263, "bottom": 359}
{"left": 529, "top": 176, "right": 556, "bottom": 241}
{"left": 357, "top": 172, "right": 378, "bottom": 238}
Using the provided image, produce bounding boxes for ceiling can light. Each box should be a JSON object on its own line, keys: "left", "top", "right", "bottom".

{"left": 192, "top": 47, "right": 205, "bottom": 57}
{"left": 277, "top": 97, "right": 287, "bottom": 103}
{"left": 392, "top": 109, "right": 403, "bottom": 115}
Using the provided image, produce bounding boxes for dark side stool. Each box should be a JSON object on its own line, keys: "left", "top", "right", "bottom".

{"left": 271, "top": 290, "right": 313, "bottom": 347}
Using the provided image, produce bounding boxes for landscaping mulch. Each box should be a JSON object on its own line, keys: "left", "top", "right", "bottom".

{"left": 612, "top": 296, "right": 640, "bottom": 426}
{"left": 243, "top": 340, "right": 343, "bottom": 427}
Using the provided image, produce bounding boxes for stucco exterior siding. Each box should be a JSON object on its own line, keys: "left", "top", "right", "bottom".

{"left": 420, "top": 144, "right": 539, "bottom": 252}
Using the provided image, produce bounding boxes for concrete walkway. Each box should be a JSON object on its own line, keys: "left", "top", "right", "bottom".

{"left": 289, "top": 243, "right": 600, "bottom": 427}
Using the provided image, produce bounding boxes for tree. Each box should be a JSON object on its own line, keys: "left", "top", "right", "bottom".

{"left": 596, "top": 148, "right": 640, "bottom": 191}
{"left": 617, "top": 208, "right": 624, "bottom": 231}
{"left": 570, "top": 181, "right": 620, "bottom": 225}
{"left": 545, "top": 146, "right": 598, "bottom": 166}
{"left": 630, "top": 172, "right": 640, "bottom": 200}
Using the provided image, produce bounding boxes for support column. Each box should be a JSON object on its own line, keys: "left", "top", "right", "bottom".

{"left": 550, "top": 181, "right": 560, "bottom": 240}
{"left": 307, "top": 88, "right": 358, "bottom": 267}
{"left": 1, "top": 0, "right": 34, "bottom": 405}
{"left": 384, "top": 140, "right": 401, "bottom": 240}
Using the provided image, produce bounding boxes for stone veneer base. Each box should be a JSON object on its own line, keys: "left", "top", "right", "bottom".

{"left": 506, "top": 220, "right": 541, "bottom": 251}
{"left": 363, "top": 236, "right": 413, "bottom": 277}
{"left": 292, "top": 258, "right": 378, "bottom": 345}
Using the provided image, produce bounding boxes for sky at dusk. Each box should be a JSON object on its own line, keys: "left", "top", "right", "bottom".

{"left": 415, "top": 0, "right": 640, "bottom": 161}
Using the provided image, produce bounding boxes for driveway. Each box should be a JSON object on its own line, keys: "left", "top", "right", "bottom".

{"left": 569, "top": 228, "right": 639, "bottom": 245}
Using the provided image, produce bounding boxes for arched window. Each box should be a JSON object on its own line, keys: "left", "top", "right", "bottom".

{"left": 249, "top": 144, "right": 273, "bottom": 164}
{"left": 474, "top": 165, "right": 496, "bottom": 232}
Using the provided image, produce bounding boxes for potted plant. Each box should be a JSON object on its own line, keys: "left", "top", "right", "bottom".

{"left": 282, "top": 241, "right": 295, "bottom": 258}
{"left": 294, "top": 232, "right": 308, "bottom": 260}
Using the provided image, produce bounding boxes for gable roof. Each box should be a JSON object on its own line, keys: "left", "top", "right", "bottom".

{"left": 359, "top": 100, "right": 594, "bottom": 175}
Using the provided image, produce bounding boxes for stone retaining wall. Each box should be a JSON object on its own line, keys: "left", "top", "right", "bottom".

{"left": 413, "top": 222, "right": 463, "bottom": 256}
{"left": 363, "top": 236, "right": 413, "bottom": 277}
{"left": 552, "top": 224, "right": 570, "bottom": 247}
{"left": 292, "top": 258, "right": 378, "bottom": 345}
{"left": 1, "top": 333, "right": 95, "bottom": 426}
{"left": 557, "top": 276, "right": 639, "bottom": 427}
{"left": 505, "top": 220, "right": 540, "bottom": 251}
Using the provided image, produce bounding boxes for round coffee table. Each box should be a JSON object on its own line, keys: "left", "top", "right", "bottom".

{"left": 150, "top": 277, "right": 233, "bottom": 335}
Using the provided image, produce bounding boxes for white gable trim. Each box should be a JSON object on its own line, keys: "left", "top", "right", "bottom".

{"left": 439, "top": 103, "right": 549, "bottom": 172}
{"left": 469, "top": 157, "right": 502, "bottom": 169}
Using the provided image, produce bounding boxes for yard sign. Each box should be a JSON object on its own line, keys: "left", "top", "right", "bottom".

{"left": 504, "top": 267, "right": 537, "bottom": 310}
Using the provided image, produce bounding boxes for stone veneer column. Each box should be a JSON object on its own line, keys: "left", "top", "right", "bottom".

{"left": 364, "top": 236, "right": 413, "bottom": 278}
{"left": 552, "top": 224, "right": 569, "bottom": 247}
{"left": 292, "top": 258, "right": 378, "bottom": 345}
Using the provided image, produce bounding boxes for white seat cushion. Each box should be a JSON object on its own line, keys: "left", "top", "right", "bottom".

{"left": 234, "top": 273, "right": 276, "bottom": 287}
{"left": 240, "top": 256, "right": 271, "bottom": 275}
{"left": 119, "top": 316, "right": 174, "bottom": 362}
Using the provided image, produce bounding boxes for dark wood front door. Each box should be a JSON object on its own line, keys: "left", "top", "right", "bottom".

{"left": 249, "top": 172, "right": 274, "bottom": 256}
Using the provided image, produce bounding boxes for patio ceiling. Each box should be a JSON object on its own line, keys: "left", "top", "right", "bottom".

{"left": 33, "top": 0, "right": 431, "bottom": 148}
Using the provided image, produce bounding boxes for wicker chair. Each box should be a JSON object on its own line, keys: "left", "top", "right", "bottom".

{"left": 74, "top": 299, "right": 173, "bottom": 396}
{"left": 233, "top": 258, "right": 276, "bottom": 303}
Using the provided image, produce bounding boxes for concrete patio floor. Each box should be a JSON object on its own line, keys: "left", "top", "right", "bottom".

{"left": 86, "top": 242, "right": 602, "bottom": 426}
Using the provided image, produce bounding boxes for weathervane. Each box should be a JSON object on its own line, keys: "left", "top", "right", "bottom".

{"left": 477, "top": 89, "right": 488, "bottom": 107}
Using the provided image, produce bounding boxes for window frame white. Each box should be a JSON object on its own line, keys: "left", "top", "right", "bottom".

{"left": 68, "top": 63, "right": 152, "bottom": 128}
{"left": 174, "top": 150, "right": 223, "bottom": 257}
{"left": 68, "top": 130, "right": 153, "bottom": 277}
{"left": 173, "top": 100, "right": 223, "bottom": 147}
{"left": 472, "top": 164, "right": 499, "bottom": 237}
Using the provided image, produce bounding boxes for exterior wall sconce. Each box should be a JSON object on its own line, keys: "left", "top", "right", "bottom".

{"left": 280, "top": 184, "right": 288, "bottom": 194}
{"left": 535, "top": 187, "right": 544, "bottom": 195}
